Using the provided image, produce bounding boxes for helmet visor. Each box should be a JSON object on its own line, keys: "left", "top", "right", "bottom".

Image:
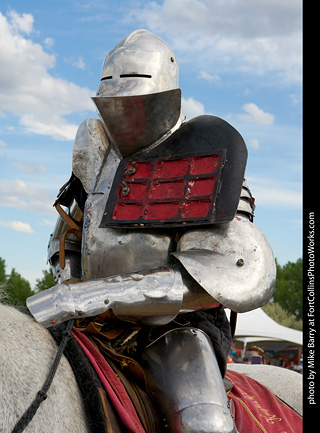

{"left": 92, "top": 89, "right": 181, "bottom": 157}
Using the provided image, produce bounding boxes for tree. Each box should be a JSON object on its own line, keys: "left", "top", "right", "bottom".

{"left": 0, "top": 257, "right": 6, "bottom": 283}
{"left": 273, "top": 258, "right": 302, "bottom": 320}
{"left": 6, "top": 268, "right": 35, "bottom": 307}
{"left": 0, "top": 256, "right": 55, "bottom": 306}
{"left": 262, "top": 302, "right": 302, "bottom": 331}
{"left": 34, "top": 268, "right": 55, "bottom": 292}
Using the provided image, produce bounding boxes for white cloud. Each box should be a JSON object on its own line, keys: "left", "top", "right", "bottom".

{"left": 0, "top": 220, "right": 35, "bottom": 233}
{"left": 248, "top": 177, "right": 302, "bottom": 209}
{"left": 65, "top": 56, "right": 87, "bottom": 70}
{"left": 237, "top": 103, "right": 274, "bottom": 125}
{"left": 256, "top": 186, "right": 301, "bottom": 209}
{"left": 182, "top": 96, "right": 205, "bottom": 120}
{"left": 198, "top": 70, "right": 221, "bottom": 83}
{"left": 0, "top": 10, "right": 95, "bottom": 141}
{"left": 74, "top": 57, "right": 86, "bottom": 70}
{"left": 249, "top": 138, "right": 260, "bottom": 149}
{"left": 130, "top": 0, "right": 302, "bottom": 83}
{"left": 11, "top": 162, "right": 47, "bottom": 176}
{"left": 0, "top": 178, "right": 56, "bottom": 214}
{"left": 39, "top": 218, "right": 56, "bottom": 227}
{"left": 43, "top": 37, "right": 54, "bottom": 49}
{"left": 7, "top": 10, "right": 34, "bottom": 34}
{"left": 20, "top": 114, "right": 78, "bottom": 141}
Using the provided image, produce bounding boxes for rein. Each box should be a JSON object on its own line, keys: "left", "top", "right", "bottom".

{"left": 11, "top": 319, "right": 74, "bottom": 433}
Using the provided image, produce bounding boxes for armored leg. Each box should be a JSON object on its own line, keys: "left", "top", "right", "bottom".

{"left": 141, "top": 327, "right": 235, "bottom": 433}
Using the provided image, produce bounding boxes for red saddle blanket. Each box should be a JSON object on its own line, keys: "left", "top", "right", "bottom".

{"left": 73, "top": 328, "right": 302, "bottom": 433}
{"left": 226, "top": 370, "right": 302, "bottom": 433}
{"left": 72, "top": 327, "right": 146, "bottom": 433}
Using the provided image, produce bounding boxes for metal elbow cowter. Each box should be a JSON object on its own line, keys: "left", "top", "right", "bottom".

{"left": 173, "top": 216, "right": 276, "bottom": 313}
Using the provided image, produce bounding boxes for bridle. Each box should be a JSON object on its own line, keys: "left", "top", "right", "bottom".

{"left": 11, "top": 320, "right": 74, "bottom": 433}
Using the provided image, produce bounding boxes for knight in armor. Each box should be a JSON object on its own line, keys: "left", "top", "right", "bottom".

{"left": 27, "top": 29, "right": 276, "bottom": 433}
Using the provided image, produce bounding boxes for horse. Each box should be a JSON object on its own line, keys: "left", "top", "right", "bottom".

{"left": 0, "top": 301, "right": 302, "bottom": 432}
{"left": 227, "top": 363, "right": 303, "bottom": 416}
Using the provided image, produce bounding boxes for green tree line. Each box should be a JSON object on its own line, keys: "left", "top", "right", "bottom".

{"left": 262, "top": 258, "right": 302, "bottom": 331}
{"left": 0, "top": 256, "right": 302, "bottom": 329}
{"left": 0, "top": 257, "right": 54, "bottom": 307}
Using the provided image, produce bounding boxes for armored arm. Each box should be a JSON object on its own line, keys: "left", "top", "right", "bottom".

{"left": 48, "top": 118, "right": 109, "bottom": 285}
{"left": 27, "top": 266, "right": 185, "bottom": 328}
{"left": 28, "top": 181, "right": 275, "bottom": 328}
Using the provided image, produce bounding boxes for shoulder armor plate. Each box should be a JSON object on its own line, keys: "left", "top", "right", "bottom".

{"left": 72, "top": 118, "right": 110, "bottom": 193}
{"left": 100, "top": 115, "right": 247, "bottom": 228}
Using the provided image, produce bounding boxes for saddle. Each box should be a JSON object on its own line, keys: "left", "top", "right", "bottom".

{"left": 50, "top": 316, "right": 302, "bottom": 433}
{"left": 50, "top": 317, "right": 159, "bottom": 433}
{"left": 46, "top": 304, "right": 230, "bottom": 432}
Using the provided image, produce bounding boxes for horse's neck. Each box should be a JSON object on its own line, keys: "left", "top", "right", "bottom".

{"left": 0, "top": 304, "right": 89, "bottom": 433}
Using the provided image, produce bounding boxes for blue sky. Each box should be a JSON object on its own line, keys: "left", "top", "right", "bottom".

{"left": 0, "top": 0, "right": 302, "bottom": 288}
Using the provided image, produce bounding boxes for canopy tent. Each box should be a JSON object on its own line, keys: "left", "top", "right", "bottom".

{"left": 226, "top": 308, "right": 302, "bottom": 348}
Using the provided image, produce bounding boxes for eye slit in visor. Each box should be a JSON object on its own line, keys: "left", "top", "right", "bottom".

{"left": 101, "top": 76, "right": 113, "bottom": 81}
{"left": 120, "top": 74, "right": 152, "bottom": 78}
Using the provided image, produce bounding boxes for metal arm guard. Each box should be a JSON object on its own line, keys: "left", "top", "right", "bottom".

{"left": 141, "top": 328, "right": 236, "bottom": 433}
{"left": 27, "top": 267, "right": 184, "bottom": 328}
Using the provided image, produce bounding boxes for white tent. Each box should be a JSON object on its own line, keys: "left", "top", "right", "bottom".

{"left": 226, "top": 308, "right": 302, "bottom": 347}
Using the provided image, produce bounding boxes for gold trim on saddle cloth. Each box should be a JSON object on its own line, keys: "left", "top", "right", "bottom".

{"left": 225, "top": 371, "right": 302, "bottom": 433}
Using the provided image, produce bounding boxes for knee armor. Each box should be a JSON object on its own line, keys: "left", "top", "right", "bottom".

{"left": 141, "top": 327, "right": 235, "bottom": 433}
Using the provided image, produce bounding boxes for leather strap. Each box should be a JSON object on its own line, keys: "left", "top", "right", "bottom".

{"left": 55, "top": 202, "right": 82, "bottom": 269}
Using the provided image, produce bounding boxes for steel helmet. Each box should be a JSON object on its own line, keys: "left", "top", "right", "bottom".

{"left": 93, "top": 29, "right": 183, "bottom": 157}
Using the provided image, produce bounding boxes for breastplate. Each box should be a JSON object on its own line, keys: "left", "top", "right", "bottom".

{"left": 81, "top": 147, "right": 175, "bottom": 281}
{"left": 81, "top": 115, "right": 247, "bottom": 281}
